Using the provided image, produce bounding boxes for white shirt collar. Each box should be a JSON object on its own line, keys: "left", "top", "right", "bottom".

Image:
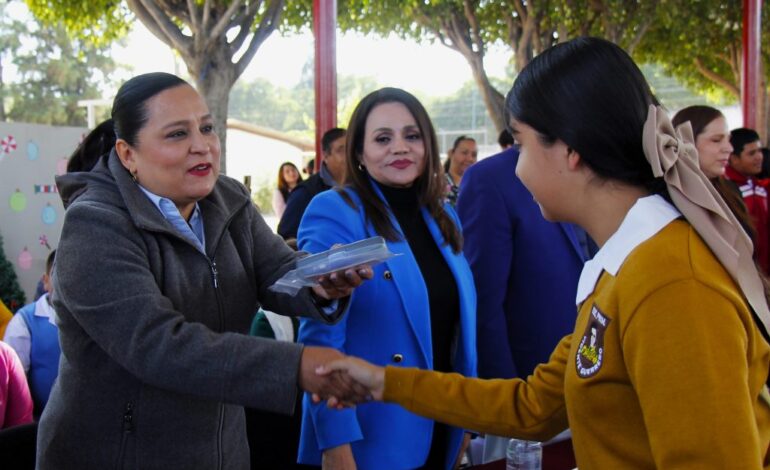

{"left": 34, "top": 293, "right": 57, "bottom": 326}
{"left": 575, "top": 195, "right": 681, "bottom": 305}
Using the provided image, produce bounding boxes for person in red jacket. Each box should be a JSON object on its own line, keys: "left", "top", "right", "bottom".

{"left": 725, "top": 127, "right": 769, "bottom": 273}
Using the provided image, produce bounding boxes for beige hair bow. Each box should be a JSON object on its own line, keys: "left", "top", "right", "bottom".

{"left": 643, "top": 104, "right": 770, "bottom": 335}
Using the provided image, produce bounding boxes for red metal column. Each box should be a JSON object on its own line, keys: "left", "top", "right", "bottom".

{"left": 742, "top": 0, "right": 761, "bottom": 129}
{"left": 313, "top": 0, "right": 338, "bottom": 170}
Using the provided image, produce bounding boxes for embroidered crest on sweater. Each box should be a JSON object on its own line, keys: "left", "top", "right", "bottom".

{"left": 576, "top": 304, "right": 610, "bottom": 378}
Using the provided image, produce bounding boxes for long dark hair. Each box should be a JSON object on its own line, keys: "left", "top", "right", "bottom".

{"left": 443, "top": 135, "right": 476, "bottom": 173}
{"left": 277, "top": 162, "right": 302, "bottom": 200}
{"left": 672, "top": 106, "right": 756, "bottom": 241}
{"left": 68, "top": 73, "right": 189, "bottom": 172}
{"left": 342, "top": 87, "right": 462, "bottom": 253}
{"left": 507, "top": 37, "right": 661, "bottom": 193}
{"left": 67, "top": 119, "right": 117, "bottom": 172}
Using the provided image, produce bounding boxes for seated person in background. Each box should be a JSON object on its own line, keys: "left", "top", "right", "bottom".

{"left": 0, "top": 341, "right": 33, "bottom": 429}
{"left": 497, "top": 129, "right": 514, "bottom": 150}
{"left": 4, "top": 250, "right": 60, "bottom": 418}
{"left": 272, "top": 162, "right": 303, "bottom": 219}
{"left": 443, "top": 135, "right": 478, "bottom": 206}
{"left": 724, "top": 127, "right": 769, "bottom": 274}
{"left": 278, "top": 128, "right": 347, "bottom": 239}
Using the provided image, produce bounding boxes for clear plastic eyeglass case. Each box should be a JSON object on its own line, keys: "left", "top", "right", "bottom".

{"left": 269, "top": 236, "right": 398, "bottom": 295}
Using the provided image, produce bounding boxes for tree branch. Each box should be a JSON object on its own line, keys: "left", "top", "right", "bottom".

{"left": 694, "top": 57, "right": 740, "bottom": 97}
{"left": 209, "top": 0, "right": 245, "bottom": 42}
{"left": 202, "top": 0, "right": 212, "bottom": 33}
{"left": 230, "top": 2, "right": 260, "bottom": 53}
{"left": 186, "top": 0, "right": 199, "bottom": 32}
{"left": 235, "top": 0, "right": 284, "bottom": 77}
{"left": 129, "top": 0, "right": 191, "bottom": 60}
{"left": 462, "top": 0, "right": 483, "bottom": 55}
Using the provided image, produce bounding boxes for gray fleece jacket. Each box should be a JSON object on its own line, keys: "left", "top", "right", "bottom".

{"left": 38, "top": 152, "right": 343, "bottom": 469}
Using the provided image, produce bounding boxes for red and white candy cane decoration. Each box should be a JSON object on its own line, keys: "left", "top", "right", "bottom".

{"left": 1, "top": 135, "right": 17, "bottom": 154}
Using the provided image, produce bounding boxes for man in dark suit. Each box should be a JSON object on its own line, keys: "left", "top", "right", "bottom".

{"left": 278, "top": 128, "right": 347, "bottom": 240}
{"left": 457, "top": 146, "right": 592, "bottom": 461}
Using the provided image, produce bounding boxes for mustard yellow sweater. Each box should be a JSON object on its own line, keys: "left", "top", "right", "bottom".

{"left": 384, "top": 220, "right": 770, "bottom": 469}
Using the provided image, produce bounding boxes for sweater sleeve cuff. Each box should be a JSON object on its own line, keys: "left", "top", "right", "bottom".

{"left": 383, "top": 366, "right": 417, "bottom": 407}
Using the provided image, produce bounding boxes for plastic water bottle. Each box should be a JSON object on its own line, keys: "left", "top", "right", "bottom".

{"left": 506, "top": 438, "right": 542, "bottom": 470}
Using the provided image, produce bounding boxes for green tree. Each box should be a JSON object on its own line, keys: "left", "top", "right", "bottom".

{"left": 636, "top": 0, "right": 770, "bottom": 138}
{"left": 2, "top": 9, "right": 118, "bottom": 126}
{"left": 0, "top": 232, "right": 26, "bottom": 313}
{"left": 334, "top": 0, "right": 660, "bottom": 134}
{"left": 0, "top": 4, "right": 21, "bottom": 121}
{"left": 26, "top": 0, "right": 313, "bottom": 172}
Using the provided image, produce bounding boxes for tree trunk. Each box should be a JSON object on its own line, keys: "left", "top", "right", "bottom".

{"left": 190, "top": 47, "right": 236, "bottom": 175}
{"left": 465, "top": 54, "right": 507, "bottom": 134}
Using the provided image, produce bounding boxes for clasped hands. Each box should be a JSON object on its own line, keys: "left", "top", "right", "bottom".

{"left": 298, "top": 347, "right": 385, "bottom": 408}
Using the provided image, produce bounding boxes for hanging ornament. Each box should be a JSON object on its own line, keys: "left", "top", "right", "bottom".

{"left": 34, "top": 184, "right": 58, "bottom": 194}
{"left": 26, "top": 140, "right": 39, "bottom": 161}
{"left": 56, "top": 157, "right": 68, "bottom": 176}
{"left": 42, "top": 203, "right": 57, "bottom": 225}
{"left": 1, "top": 135, "right": 17, "bottom": 154}
{"left": 9, "top": 189, "right": 27, "bottom": 212}
{"left": 18, "top": 247, "right": 32, "bottom": 270}
{"left": 39, "top": 234, "right": 52, "bottom": 251}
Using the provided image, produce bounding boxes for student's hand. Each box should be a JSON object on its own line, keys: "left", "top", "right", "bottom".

{"left": 311, "top": 265, "right": 373, "bottom": 300}
{"left": 298, "top": 347, "right": 371, "bottom": 403}
{"left": 322, "top": 444, "right": 357, "bottom": 470}
{"left": 314, "top": 356, "right": 385, "bottom": 407}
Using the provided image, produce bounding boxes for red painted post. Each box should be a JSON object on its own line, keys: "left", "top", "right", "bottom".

{"left": 313, "top": 0, "right": 338, "bottom": 171}
{"left": 742, "top": 0, "right": 761, "bottom": 129}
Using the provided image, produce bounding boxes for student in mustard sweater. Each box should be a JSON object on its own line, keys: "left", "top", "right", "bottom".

{"left": 317, "top": 37, "right": 770, "bottom": 470}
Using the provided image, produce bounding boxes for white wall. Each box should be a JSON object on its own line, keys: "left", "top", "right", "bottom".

{"left": 0, "top": 122, "right": 85, "bottom": 306}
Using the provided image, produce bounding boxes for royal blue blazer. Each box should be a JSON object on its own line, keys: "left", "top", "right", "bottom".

{"left": 457, "top": 148, "right": 587, "bottom": 380}
{"left": 296, "top": 184, "right": 477, "bottom": 470}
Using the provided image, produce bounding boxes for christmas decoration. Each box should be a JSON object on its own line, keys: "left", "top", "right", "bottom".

{"left": 1, "top": 135, "right": 17, "bottom": 154}
{"left": 17, "top": 247, "right": 32, "bottom": 270}
{"left": 26, "top": 140, "right": 39, "bottom": 160}
{"left": 9, "top": 189, "right": 27, "bottom": 212}
{"left": 0, "top": 232, "right": 26, "bottom": 312}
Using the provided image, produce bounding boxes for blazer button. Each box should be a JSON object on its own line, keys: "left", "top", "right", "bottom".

{"left": 392, "top": 353, "right": 403, "bottom": 363}
{"left": 383, "top": 270, "right": 393, "bottom": 280}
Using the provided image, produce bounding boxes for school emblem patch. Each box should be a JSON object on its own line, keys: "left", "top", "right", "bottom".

{"left": 576, "top": 304, "right": 610, "bottom": 378}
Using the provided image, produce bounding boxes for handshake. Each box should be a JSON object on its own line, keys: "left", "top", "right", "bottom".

{"left": 298, "top": 347, "right": 385, "bottom": 408}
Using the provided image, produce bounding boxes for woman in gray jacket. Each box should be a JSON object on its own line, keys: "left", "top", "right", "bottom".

{"left": 40, "top": 72, "right": 370, "bottom": 469}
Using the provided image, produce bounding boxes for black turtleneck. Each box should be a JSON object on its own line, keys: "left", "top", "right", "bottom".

{"left": 378, "top": 182, "right": 460, "bottom": 470}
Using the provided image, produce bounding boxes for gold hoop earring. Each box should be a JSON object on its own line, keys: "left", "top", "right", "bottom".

{"left": 131, "top": 170, "right": 138, "bottom": 182}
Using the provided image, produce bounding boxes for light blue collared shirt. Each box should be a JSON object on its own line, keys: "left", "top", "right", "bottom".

{"left": 138, "top": 185, "right": 206, "bottom": 254}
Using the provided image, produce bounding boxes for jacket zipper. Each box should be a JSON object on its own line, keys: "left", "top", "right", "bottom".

{"left": 217, "top": 404, "right": 224, "bottom": 470}
{"left": 210, "top": 258, "right": 225, "bottom": 470}
{"left": 116, "top": 401, "right": 134, "bottom": 470}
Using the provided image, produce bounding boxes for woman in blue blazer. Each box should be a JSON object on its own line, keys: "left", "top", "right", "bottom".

{"left": 297, "top": 88, "right": 477, "bottom": 470}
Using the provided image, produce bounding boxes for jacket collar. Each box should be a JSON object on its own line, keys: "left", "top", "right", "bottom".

{"left": 575, "top": 195, "right": 680, "bottom": 305}
{"left": 725, "top": 165, "right": 752, "bottom": 185}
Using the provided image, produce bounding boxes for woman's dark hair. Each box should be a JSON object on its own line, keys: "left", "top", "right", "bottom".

{"left": 342, "top": 87, "right": 462, "bottom": 253}
{"left": 506, "top": 37, "right": 661, "bottom": 192}
{"left": 671, "top": 105, "right": 724, "bottom": 139}
{"left": 67, "top": 73, "right": 189, "bottom": 172}
{"left": 443, "top": 135, "right": 476, "bottom": 173}
{"left": 113, "top": 72, "right": 189, "bottom": 147}
{"left": 276, "top": 162, "right": 302, "bottom": 199}
{"left": 672, "top": 106, "right": 757, "bottom": 240}
{"left": 67, "top": 119, "right": 117, "bottom": 172}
